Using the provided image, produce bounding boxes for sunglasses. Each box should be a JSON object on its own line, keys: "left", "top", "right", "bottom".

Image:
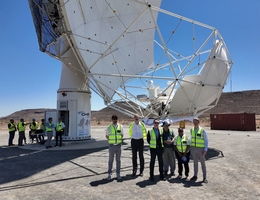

{"left": 154, "top": 122, "right": 159, "bottom": 124}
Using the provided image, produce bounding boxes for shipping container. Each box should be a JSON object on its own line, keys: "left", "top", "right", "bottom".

{"left": 210, "top": 113, "right": 256, "bottom": 131}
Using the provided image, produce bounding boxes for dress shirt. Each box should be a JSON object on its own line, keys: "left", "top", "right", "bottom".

{"left": 131, "top": 122, "right": 143, "bottom": 139}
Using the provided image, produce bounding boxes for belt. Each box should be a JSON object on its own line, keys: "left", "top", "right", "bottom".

{"left": 47, "top": 131, "right": 53, "bottom": 132}
{"left": 110, "top": 143, "right": 121, "bottom": 146}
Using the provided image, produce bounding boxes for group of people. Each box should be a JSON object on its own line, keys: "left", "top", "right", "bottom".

{"left": 106, "top": 114, "right": 208, "bottom": 183}
{"left": 8, "top": 117, "right": 65, "bottom": 149}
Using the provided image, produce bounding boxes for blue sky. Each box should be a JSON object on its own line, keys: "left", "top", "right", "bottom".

{"left": 0, "top": 0, "right": 259, "bottom": 117}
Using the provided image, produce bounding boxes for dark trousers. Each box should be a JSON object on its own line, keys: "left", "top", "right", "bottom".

{"left": 150, "top": 148, "right": 164, "bottom": 177}
{"left": 175, "top": 151, "right": 190, "bottom": 177}
{"left": 8, "top": 131, "right": 15, "bottom": 146}
{"left": 55, "top": 131, "right": 63, "bottom": 146}
{"left": 131, "top": 138, "right": 144, "bottom": 173}
{"left": 18, "top": 131, "right": 25, "bottom": 146}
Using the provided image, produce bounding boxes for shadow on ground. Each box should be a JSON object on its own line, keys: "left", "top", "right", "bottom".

{"left": 0, "top": 145, "right": 107, "bottom": 186}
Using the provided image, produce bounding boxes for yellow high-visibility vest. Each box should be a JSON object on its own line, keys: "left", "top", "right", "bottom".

{"left": 40, "top": 123, "right": 45, "bottom": 130}
{"left": 191, "top": 127, "right": 205, "bottom": 148}
{"left": 46, "top": 123, "right": 53, "bottom": 132}
{"left": 176, "top": 135, "right": 189, "bottom": 153}
{"left": 56, "top": 122, "right": 63, "bottom": 131}
{"left": 18, "top": 122, "right": 26, "bottom": 132}
{"left": 149, "top": 128, "right": 164, "bottom": 149}
{"left": 108, "top": 124, "right": 122, "bottom": 144}
{"left": 30, "top": 122, "right": 38, "bottom": 130}
{"left": 8, "top": 123, "right": 16, "bottom": 132}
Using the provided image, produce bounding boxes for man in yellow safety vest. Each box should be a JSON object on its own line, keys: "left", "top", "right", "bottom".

{"left": 45, "top": 117, "right": 55, "bottom": 149}
{"left": 8, "top": 119, "right": 16, "bottom": 146}
{"left": 17, "top": 118, "right": 27, "bottom": 146}
{"left": 55, "top": 118, "right": 65, "bottom": 147}
{"left": 128, "top": 114, "right": 147, "bottom": 177}
{"left": 106, "top": 115, "right": 124, "bottom": 180}
{"left": 29, "top": 118, "right": 39, "bottom": 143}
{"left": 147, "top": 119, "right": 165, "bottom": 181}
{"left": 190, "top": 117, "right": 208, "bottom": 183}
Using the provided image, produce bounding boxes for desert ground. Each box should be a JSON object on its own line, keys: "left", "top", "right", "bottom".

{"left": 0, "top": 125, "right": 260, "bottom": 200}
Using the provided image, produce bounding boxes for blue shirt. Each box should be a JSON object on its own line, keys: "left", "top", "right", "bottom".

{"left": 45, "top": 122, "right": 55, "bottom": 130}
{"left": 154, "top": 128, "right": 160, "bottom": 138}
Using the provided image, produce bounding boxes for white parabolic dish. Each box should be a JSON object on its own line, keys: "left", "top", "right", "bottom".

{"left": 29, "top": 0, "right": 233, "bottom": 122}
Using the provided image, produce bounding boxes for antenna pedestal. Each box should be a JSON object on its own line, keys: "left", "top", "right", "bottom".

{"left": 57, "top": 63, "right": 91, "bottom": 140}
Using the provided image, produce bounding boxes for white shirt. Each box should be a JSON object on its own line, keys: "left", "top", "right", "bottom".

{"left": 131, "top": 122, "right": 143, "bottom": 139}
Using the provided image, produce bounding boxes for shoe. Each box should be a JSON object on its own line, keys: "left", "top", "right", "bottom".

{"left": 170, "top": 172, "right": 175, "bottom": 176}
{"left": 149, "top": 176, "right": 154, "bottom": 181}
{"left": 139, "top": 172, "right": 143, "bottom": 177}
{"left": 203, "top": 178, "right": 208, "bottom": 183}
{"left": 107, "top": 174, "right": 111, "bottom": 180}
{"left": 164, "top": 171, "right": 168, "bottom": 175}
{"left": 117, "top": 174, "right": 121, "bottom": 180}
{"left": 54, "top": 144, "right": 58, "bottom": 147}
{"left": 48, "top": 146, "right": 52, "bottom": 148}
{"left": 190, "top": 176, "right": 197, "bottom": 181}
{"left": 46, "top": 146, "right": 49, "bottom": 149}
{"left": 160, "top": 176, "right": 166, "bottom": 181}
{"left": 177, "top": 175, "right": 182, "bottom": 179}
{"left": 186, "top": 176, "right": 190, "bottom": 181}
{"left": 132, "top": 172, "right": 136, "bottom": 177}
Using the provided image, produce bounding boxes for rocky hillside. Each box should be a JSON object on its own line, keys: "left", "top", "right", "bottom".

{"left": 1, "top": 90, "right": 260, "bottom": 129}
{"left": 203, "top": 90, "right": 260, "bottom": 115}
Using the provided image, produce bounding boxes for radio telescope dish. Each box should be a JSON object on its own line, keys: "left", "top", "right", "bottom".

{"left": 29, "top": 0, "right": 232, "bottom": 138}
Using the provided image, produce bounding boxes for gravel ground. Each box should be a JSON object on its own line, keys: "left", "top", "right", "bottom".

{"left": 0, "top": 126, "right": 260, "bottom": 200}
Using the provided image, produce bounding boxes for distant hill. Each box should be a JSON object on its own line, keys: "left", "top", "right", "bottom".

{"left": 1, "top": 90, "right": 260, "bottom": 129}
{"left": 203, "top": 90, "right": 260, "bottom": 115}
